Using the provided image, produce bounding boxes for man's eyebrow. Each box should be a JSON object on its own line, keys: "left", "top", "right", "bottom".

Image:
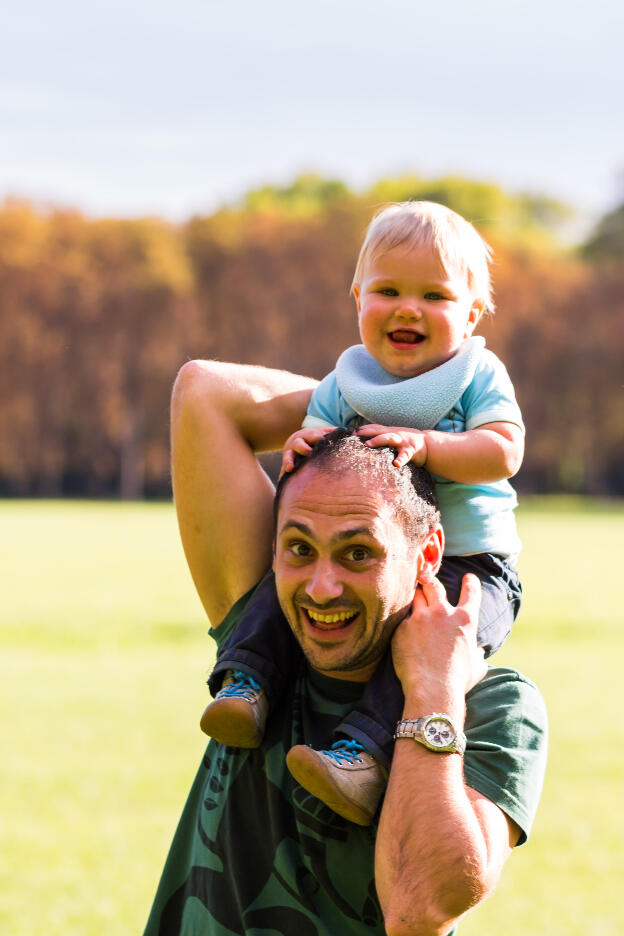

{"left": 332, "top": 526, "right": 377, "bottom": 543}
{"left": 278, "top": 521, "right": 377, "bottom": 542}
{"left": 278, "top": 520, "right": 312, "bottom": 538}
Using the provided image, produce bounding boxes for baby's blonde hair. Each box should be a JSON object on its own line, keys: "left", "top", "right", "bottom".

{"left": 352, "top": 201, "right": 494, "bottom": 314}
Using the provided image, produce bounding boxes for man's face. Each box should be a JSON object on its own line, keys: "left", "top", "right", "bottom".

{"left": 273, "top": 465, "right": 423, "bottom": 681}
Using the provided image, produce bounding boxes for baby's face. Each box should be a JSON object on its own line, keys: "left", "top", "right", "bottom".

{"left": 353, "top": 242, "right": 483, "bottom": 378}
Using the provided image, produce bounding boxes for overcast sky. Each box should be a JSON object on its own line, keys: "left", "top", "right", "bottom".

{"left": 2, "top": 0, "right": 622, "bottom": 235}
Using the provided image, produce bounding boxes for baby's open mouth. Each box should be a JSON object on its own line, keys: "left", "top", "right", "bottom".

{"left": 389, "top": 330, "right": 424, "bottom": 344}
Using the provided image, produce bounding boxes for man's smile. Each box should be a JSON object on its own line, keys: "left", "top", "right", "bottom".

{"left": 304, "top": 607, "right": 359, "bottom": 630}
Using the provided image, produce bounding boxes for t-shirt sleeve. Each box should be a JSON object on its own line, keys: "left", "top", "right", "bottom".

{"left": 463, "top": 667, "right": 548, "bottom": 845}
{"left": 302, "top": 370, "right": 358, "bottom": 429}
{"left": 208, "top": 583, "right": 259, "bottom": 649}
{"left": 462, "top": 351, "right": 525, "bottom": 433}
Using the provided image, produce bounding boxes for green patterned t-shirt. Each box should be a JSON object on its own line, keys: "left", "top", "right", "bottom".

{"left": 144, "top": 585, "right": 547, "bottom": 936}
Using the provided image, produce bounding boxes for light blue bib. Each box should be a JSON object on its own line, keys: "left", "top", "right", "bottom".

{"left": 335, "top": 337, "right": 485, "bottom": 430}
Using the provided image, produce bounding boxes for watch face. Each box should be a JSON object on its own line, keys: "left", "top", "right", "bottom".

{"left": 424, "top": 718, "right": 454, "bottom": 748}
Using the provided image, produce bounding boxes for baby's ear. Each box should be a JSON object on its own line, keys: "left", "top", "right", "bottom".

{"left": 352, "top": 283, "right": 362, "bottom": 315}
{"left": 465, "top": 298, "right": 484, "bottom": 336}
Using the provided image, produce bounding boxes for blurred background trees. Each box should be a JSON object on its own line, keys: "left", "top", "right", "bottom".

{"left": 0, "top": 174, "right": 621, "bottom": 498}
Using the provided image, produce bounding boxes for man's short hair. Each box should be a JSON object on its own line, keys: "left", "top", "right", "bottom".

{"left": 274, "top": 428, "right": 440, "bottom": 545}
{"left": 352, "top": 200, "right": 494, "bottom": 315}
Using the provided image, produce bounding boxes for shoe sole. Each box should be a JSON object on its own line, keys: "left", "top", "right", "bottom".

{"left": 199, "top": 697, "right": 263, "bottom": 748}
{"left": 286, "top": 747, "right": 373, "bottom": 826}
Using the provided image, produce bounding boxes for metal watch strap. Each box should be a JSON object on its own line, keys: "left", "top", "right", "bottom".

{"left": 394, "top": 717, "right": 424, "bottom": 738}
{"left": 394, "top": 714, "right": 466, "bottom": 755}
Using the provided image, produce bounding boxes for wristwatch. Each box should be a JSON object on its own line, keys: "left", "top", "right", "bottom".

{"left": 394, "top": 714, "right": 466, "bottom": 755}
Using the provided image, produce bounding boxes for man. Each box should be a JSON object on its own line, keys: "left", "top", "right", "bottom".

{"left": 144, "top": 360, "right": 547, "bottom": 936}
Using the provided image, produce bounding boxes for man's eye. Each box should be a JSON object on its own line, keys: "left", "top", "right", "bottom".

{"left": 344, "top": 546, "right": 370, "bottom": 562}
{"left": 290, "top": 542, "right": 312, "bottom": 558}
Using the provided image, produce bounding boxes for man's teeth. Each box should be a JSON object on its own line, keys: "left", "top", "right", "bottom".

{"left": 307, "top": 609, "right": 356, "bottom": 624}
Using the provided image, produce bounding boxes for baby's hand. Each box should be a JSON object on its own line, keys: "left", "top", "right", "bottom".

{"left": 281, "top": 426, "right": 336, "bottom": 475}
{"left": 357, "top": 424, "right": 428, "bottom": 469}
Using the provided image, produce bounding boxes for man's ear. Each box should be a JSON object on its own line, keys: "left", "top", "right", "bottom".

{"left": 417, "top": 526, "right": 444, "bottom": 583}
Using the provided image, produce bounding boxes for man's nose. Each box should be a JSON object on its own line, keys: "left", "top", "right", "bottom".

{"left": 305, "top": 561, "right": 344, "bottom": 604}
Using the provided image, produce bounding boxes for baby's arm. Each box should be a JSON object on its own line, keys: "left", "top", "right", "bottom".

{"left": 358, "top": 422, "right": 524, "bottom": 483}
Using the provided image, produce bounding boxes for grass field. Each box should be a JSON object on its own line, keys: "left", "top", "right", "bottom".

{"left": 2, "top": 498, "right": 623, "bottom": 935}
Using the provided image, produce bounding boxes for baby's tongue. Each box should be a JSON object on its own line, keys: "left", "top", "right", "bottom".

{"left": 392, "top": 330, "right": 420, "bottom": 343}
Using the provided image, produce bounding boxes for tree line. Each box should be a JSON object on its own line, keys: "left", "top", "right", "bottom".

{"left": 1, "top": 173, "right": 622, "bottom": 498}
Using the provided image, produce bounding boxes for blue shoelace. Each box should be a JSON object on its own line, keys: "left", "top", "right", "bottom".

{"left": 218, "top": 671, "right": 261, "bottom": 702}
{"left": 321, "top": 739, "right": 366, "bottom": 765}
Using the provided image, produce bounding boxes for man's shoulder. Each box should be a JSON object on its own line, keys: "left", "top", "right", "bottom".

{"left": 467, "top": 665, "right": 545, "bottom": 717}
{"left": 465, "top": 665, "right": 548, "bottom": 759}
{"left": 464, "top": 666, "right": 548, "bottom": 843}
{"left": 209, "top": 580, "right": 261, "bottom": 647}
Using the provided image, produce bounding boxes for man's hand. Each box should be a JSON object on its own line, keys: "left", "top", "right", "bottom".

{"left": 357, "top": 424, "right": 428, "bottom": 469}
{"left": 392, "top": 574, "right": 487, "bottom": 718}
{"left": 281, "top": 425, "right": 336, "bottom": 474}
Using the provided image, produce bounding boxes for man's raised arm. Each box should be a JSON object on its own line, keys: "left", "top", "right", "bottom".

{"left": 375, "top": 576, "right": 521, "bottom": 936}
{"left": 171, "top": 360, "right": 317, "bottom": 626}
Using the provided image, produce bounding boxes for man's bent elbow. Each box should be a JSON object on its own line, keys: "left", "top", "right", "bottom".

{"left": 383, "top": 909, "right": 459, "bottom": 936}
{"left": 172, "top": 359, "right": 217, "bottom": 406}
{"left": 382, "top": 872, "right": 491, "bottom": 936}
{"left": 171, "top": 359, "right": 227, "bottom": 426}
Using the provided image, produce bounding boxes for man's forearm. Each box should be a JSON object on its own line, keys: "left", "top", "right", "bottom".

{"left": 375, "top": 579, "right": 513, "bottom": 936}
{"left": 375, "top": 732, "right": 490, "bottom": 936}
{"left": 173, "top": 360, "right": 318, "bottom": 453}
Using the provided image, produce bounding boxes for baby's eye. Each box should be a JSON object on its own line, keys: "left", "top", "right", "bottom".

{"left": 344, "top": 546, "right": 370, "bottom": 562}
{"left": 379, "top": 287, "right": 398, "bottom": 297}
{"left": 424, "top": 291, "right": 446, "bottom": 301}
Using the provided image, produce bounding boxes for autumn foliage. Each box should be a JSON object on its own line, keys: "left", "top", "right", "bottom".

{"left": 0, "top": 175, "right": 621, "bottom": 498}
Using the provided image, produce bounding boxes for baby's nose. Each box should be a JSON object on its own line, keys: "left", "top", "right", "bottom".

{"left": 397, "top": 299, "right": 421, "bottom": 318}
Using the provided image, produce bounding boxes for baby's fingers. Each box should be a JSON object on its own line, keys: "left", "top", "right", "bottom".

{"left": 392, "top": 443, "right": 416, "bottom": 468}
{"left": 357, "top": 424, "right": 388, "bottom": 438}
{"left": 280, "top": 449, "right": 295, "bottom": 476}
{"left": 362, "top": 431, "right": 406, "bottom": 450}
{"left": 280, "top": 440, "right": 311, "bottom": 475}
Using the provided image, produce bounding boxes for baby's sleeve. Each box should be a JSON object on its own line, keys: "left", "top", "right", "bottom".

{"left": 462, "top": 351, "right": 525, "bottom": 433}
{"left": 302, "top": 370, "right": 358, "bottom": 429}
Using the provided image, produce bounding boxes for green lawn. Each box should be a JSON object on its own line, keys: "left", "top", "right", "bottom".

{"left": 1, "top": 499, "right": 623, "bottom": 935}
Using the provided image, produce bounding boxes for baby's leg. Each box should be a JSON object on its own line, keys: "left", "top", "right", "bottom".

{"left": 437, "top": 554, "right": 522, "bottom": 658}
{"left": 333, "top": 649, "right": 400, "bottom": 770}
{"left": 201, "top": 570, "right": 301, "bottom": 746}
{"left": 286, "top": 649, "right": 398, "bottom": 826}
{"left": 208, "top": 570, "right": 299, "bottom": 703}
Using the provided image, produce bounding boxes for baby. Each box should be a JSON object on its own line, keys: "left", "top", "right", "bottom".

{"left": 201, "top": 201, "right": 525, "bottom": 826}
